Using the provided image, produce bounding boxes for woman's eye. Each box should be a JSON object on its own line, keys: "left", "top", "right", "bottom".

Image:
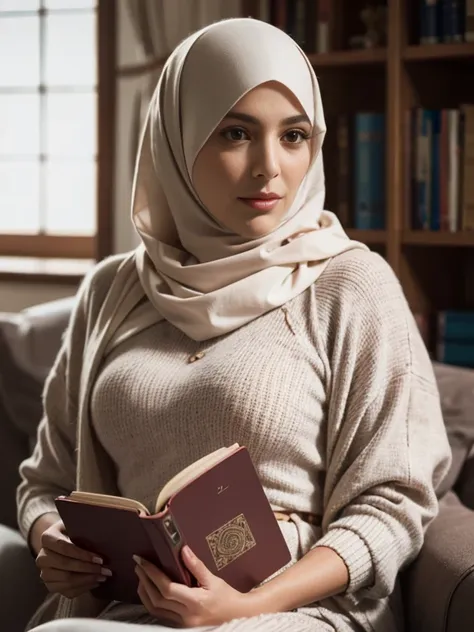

{"left": 283, "top": 130, "right": 309, "bottom": 144}
{"left": 222, "top": 127, "right": 249, "bottom": 141}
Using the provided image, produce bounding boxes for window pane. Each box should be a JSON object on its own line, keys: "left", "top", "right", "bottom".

{"left": 0, "top": 0, "right": 39, "bottom": 10}
{"left": 46, "top": 93, "right": 96, "bottom": 157}
{"left": 45, "top": 13, "right": 96, "bottom": 87}
{"left": 0, "top": 161, "right": 40, "bottom": 232}
{"left": 0, "top": 94, "right": 40, "bottom": 157}
{"left": 0, "top": 17, "right": 40, "bottom": 87}
{"left": 45, "top": 0, "right": 96, "bottom": 8}
{"left": 45, "top": 161, "right": 95, "bottom": 234}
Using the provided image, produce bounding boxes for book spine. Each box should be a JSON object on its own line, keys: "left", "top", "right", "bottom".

{"left": 354, "top": 113, "right": 372, "bottom": 229}
{"left": 437, "top": 341, "right": 474, "bottom": 367}
{"left": 438, "top": 310, "right": 474, "bottom": 341}
{"left": 354, "top": 113, "right": 385, "bottom": 229}
{"left": 416, "top": 109, "right": 432, "bottom": 230}
{"left": 467, "top": 0, "right": 474, "bottom": 41}
{"left": 142, "top": 514, "right": 191, "bottom": 586}
{"left": 420, "top": 0, "right": 440, "bottom": 44}
{"left": 316, "top": 0, "right": 331, "bottom": 53}
{"left": 336, "top": 114, "right": 350, "bottom": 227}
{"left": 461, "top": 105, "right": 474, "bottom": 230}
{"left": 259, "top": 0, "right": 271, "bottom": 22}
{"left": 294, "top": 0, "right": 306, "bottom": 48}
{"left": 371, "top": 113, "right": 386, "bottom": 229}
{"left": 430, "top": 110, "right": 441, "bottom": 230}
{"left": 447, "top": 110, "right": 459, "bottom": 231}
{"left": 451, "top": 0, "right": 465, "bottom": 41}
{"left": 439, "top": 110, "right": 449, "bottom": 229}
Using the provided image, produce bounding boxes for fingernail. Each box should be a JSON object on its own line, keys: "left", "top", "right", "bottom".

{"left": 93, "top": 556, "right": 103, "bottom": 565}
{"left": 97, "top": 576, "right": 107, "bottom": 582}
{"left": 132, "top": 555, "right": 143, "bottom": 565}
{"left": 184, "top": 545, "right": 195, "bottom": 560}
{"left": 101, "top": 568, "right": 113, "bottom": 576}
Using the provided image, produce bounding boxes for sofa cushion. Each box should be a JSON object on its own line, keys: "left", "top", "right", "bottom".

{"left": 0, "top": 330, "right": 43, "bottom": 446}
{"left": 456, "top": 444, "right": 474, "bottom": 511}
{"left": 432, "top": 362, "right": 474, "bottom": 496}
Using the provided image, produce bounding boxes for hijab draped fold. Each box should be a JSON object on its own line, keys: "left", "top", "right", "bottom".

{"left": 131, "top": 18, "right": 367, "bottom": 341}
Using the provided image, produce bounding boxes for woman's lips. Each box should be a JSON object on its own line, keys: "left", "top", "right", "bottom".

{"left": 238, "top": 197, "right": 281, "bottom": 211}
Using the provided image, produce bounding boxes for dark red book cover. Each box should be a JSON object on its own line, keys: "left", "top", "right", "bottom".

{"left": 55, "top": 447, "right": 291, "bottom": 604}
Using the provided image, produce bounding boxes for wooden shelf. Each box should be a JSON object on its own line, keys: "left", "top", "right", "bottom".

{"left": 346, "top": 229, "right": 387, "bottom": 244}
{"left": 403, "top": 231, "right": 474, "bottom": 247}
{"left": 307, "top": 48, "right": 386, "bottom": 68}
{"left": 403, "top": 42, "right": 474, "bottom": 61}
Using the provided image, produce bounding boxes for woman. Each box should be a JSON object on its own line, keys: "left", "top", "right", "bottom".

{"left": 17, "top": 17, "right": 451, "bottom": 632}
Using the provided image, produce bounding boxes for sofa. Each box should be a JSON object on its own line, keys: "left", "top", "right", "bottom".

{"left": 0, "top": 297, "right": 473, "bottom": 632}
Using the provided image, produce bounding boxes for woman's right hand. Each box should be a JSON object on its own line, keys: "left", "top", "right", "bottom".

{"left": 35, "top": 519, "right": 112, "bottom": 599}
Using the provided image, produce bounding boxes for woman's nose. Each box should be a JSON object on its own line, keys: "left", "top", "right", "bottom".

{"left": 251, "top": 140, "right": 280, "bottom": 180}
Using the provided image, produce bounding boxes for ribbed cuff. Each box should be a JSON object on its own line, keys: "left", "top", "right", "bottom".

{"left": 19, "top": 497, "right": 59, "bottom": 545}
{"left": 313, "top": 526, "right": 375, "bottom": 593}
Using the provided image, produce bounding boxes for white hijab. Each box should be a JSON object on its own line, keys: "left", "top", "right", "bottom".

{"left": 131, "top": 18, "right": 367, "bottom": 341}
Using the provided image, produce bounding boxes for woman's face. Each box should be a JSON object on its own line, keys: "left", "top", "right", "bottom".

{"left": 192, "top": 81, "right": 314, "bottom": 239}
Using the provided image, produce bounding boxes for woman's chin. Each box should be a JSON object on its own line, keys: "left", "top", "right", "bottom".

{"left": 235, "top": 214, "right": 285, "bottom": 240}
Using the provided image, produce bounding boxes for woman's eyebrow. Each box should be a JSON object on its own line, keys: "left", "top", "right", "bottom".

{"left": 222, "top": 112, "right": 311, "bottom": 126}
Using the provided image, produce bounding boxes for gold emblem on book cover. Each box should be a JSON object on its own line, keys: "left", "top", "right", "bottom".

{"left": 206, "top": 513, "right": 256, "bottom": 570}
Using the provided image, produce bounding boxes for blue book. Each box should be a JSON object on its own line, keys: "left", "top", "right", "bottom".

{"left": 438, "top": 310, "right": 474, "bottom": 340}
{"left": 437, "top": 341, "right": 474, "bottom": 367}
{"left": 353, "top": 113, "right": 385, "bottom": 229}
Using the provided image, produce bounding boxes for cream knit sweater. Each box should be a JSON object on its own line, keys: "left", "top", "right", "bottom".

{"left": 17, "top": 248, "right": 451, "bottom": 632}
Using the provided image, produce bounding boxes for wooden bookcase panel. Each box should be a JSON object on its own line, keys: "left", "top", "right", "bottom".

{"left": 404, "top": 60, "right": 474, "bottom": 111}
{"left": 401, "top": 247, "right": 474, "bottom": 312}
{"left": 242, "top": 0, "right": 474, "bottom": 353}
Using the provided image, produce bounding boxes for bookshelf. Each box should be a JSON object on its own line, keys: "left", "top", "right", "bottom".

{"left": 242, "top": 0, "right": 474, "bottom": 355}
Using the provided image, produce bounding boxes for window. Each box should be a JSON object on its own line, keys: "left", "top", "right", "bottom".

{"left": 0, "top": 0, "right": 115, "bottom": 263}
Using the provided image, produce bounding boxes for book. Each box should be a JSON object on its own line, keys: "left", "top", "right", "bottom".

{"left": 55, "top": 444, "right": 291, "bottom": 604}
{"left": 353, "top": 112, "right": 386, "bottom": 229}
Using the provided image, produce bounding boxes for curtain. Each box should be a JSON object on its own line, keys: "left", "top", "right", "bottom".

{"left": 125, "top": 0, "right": 242, "bottom": 175}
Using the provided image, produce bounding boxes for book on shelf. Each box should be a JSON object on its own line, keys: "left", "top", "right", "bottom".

{"left": 257, "top": 0, "right": 334, "bottom": 53}
{"left": 435, "top": 310, "right": 474, "bottom": 368}
{"left": 419, "top": 0, "right": 468, "bottom": 44}
{"left": 332, "top": 112, "right": 386, "bottom": 230}
{"left": 55, "top": 444, "right": 291, "bottom": 604}
{"left": 353, "top": 113, "right": 386, "bottom": 230}
{"left": 406, "top": 105, "right": 474, "bottom": 232}
{"left": 468, "top": 0, "right": 474, "bottom": 41}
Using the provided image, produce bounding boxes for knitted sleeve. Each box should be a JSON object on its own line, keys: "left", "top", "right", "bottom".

{"left": 312, "top": 251, "right": 452, "bottom": 601}
{"left": 16, "top": 256, "right": 122, "bottom": 544}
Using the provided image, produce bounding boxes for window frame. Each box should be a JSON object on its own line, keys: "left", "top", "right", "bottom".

{"left": 0, "top": 0, "right": 116, "bottom": 270}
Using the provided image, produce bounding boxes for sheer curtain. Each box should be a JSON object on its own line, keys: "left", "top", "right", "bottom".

{"left": 115, "top": 1, "right": 242, "bottom": 252}
{"left": 126, "top": 0, "right": 242, "bottom": 168}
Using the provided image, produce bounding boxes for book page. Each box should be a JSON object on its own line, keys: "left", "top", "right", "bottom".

{"left": 154, "top": 443, "right": 240, "bottom": 513}
{"left": 69, "top": 492, "right": 150, "bottom": 516}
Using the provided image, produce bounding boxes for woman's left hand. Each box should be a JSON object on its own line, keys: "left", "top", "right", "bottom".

{"left": 134, "top": 546, "right": 256, "bottom": 628}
